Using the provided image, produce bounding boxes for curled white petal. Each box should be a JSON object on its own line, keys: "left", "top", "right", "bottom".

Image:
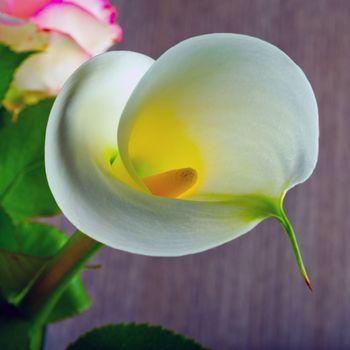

{"left": 118, "top": 34, "right": 318, "bottom": 199}
{"left": 46, "top": 34, "right": 319, "bottom": 257}
{"left": 46, "top": 51, "right": 259, "bottom": 255}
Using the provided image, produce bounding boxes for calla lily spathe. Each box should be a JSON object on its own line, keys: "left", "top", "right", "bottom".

{"left": 45, "top": 34, "right": 318, "bottom": 286}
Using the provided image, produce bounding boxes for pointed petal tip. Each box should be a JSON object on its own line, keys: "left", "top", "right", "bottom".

{"left": 304, "top": 275, "right": 313, "bottom": 292}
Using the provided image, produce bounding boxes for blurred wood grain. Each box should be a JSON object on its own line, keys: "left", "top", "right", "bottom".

{"left": 47, "top": 1, "right": 350, "bottom": 349}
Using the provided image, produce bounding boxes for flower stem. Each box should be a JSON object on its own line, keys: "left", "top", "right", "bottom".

{"left": 19, "top": 231, "right": 102, "bottom": 328}
{"left": 275, "top": 209, "right": 312, "bottom": 291}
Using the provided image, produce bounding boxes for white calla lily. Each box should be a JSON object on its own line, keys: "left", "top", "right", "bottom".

{"left": 45, "top": 34, "right": 318, "bottom": 287}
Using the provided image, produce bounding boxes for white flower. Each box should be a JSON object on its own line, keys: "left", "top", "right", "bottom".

{"left": 45, "top": 34, "right": 318, "bottom": 287}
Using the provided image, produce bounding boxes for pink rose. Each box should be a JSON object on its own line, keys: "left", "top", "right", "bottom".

{"left": 0, "top": 0, "right": 122, "bottom": 95}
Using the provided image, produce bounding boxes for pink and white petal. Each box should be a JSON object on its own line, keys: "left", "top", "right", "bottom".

{"left": 31, "top": 2, "right": 121, "bottom": 55}
{"left": 65, "top": 0, "right": 117, "bottom": 24}
{"left": 0, "top": 13, "right": 24, "bottom": 25}
{"left": 0, "top": 14, "right": 48, "bottom": 51}
{"left": 0, "top": 0, "right": 52, "bottom": 19}
{"left": 14, "top": 31, "right": 90, "bottom": 94}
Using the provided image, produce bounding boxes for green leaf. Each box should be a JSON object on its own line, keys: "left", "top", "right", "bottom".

{"left": 0, "top": 99, "right": 90, "bottom": 323}
{"left": 0, "top": 99, "right": 60, "bottom": 303}
{"left": 0, "top": 107, "right": 12, "bottom": 129}
{"left": 0, "top": 212, "right": 53, "bottom": 303}
{"left": 0, "top": 303, "right": 44, "bottom": 350}
{"left": 67, "top": 324, "right": 208, "bottom": 350}
{"left": 0, "top": 221, "right": 90, "bottom": 321}
{"left": 2, "top": 162, "right": 59, "bottom": 222}
{"left": 5, "top": 222, "right": 67, "bottom": 257}
{"left": 0, "top": 44, "right": 32, "bottom": 103}
{"left": 0, "top": 99, "right": 60, "bottom": 221}
{"left": 0, "top": 218, "right": 66, "bottom": 256}
{"left": 0, "top": 207, "right": 15, "bottom": 250}
{"left": 0, "top": 249, "right": 47, "bottom": 302}
{"left": 0, "top": 315, "right": 31, "bottom": 350}
{"left": 47, "top": 276, "right": 90, "bottom": 323}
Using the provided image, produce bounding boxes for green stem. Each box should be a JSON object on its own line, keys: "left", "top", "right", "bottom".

{"left": 275, "top": 209, "right": 312, "bottom": 291}
{"left": 19, "top": 231, "right": 102, "bottom": 328}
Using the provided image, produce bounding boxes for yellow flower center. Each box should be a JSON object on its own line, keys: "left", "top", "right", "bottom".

{"left": 105, "top": 108, "right": 204, "bottom": 199}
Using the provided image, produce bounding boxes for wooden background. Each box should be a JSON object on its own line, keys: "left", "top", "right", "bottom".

{"left": 47, "top": 1, "right": 350, "bottom": 349}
